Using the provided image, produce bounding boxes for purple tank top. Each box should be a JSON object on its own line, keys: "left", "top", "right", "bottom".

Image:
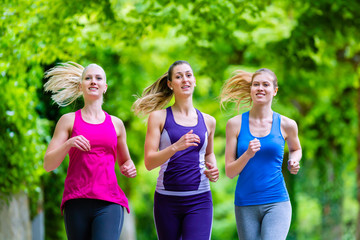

{"left": 156, "top": 107, "right": 210, "bottom": 196}
{"left": 60, "top": 109, "right": 129, "bottom": 214}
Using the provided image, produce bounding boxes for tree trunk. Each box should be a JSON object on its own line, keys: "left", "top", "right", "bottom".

{"left": 120, "top": 204, "right": 136, "bottom": 240}
{"left": 0, "top": 192, "right": 32, "bottom": 240}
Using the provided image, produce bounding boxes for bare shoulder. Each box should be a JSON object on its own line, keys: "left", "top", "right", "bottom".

{"left": 226, "top": 114, "right": 242, "bottom": 137}
{"left": 202, "top": 112, "right": 216, "bottom": 127}
{"left": 280, "top": 115, "right": 299, "bottom": 139}
{"left": 110, "top": 115, "right": 124, "bottom": 128}
{"left": 148, "top": 109, "right": 167, "bottom": 131}
{"left": 227, "top": 114, "right": 242, "bottom": 129}
{"left": 57, "top": 112, "right": 75, "bottom": 127}
{"left": 110, "top": 115, "right": 126, "bottom": 137}
{"left": 53, "top": 112, "right": 75, "bottom": 135}
{"left": 202, "top": 112, "right": 216, "bottom": 135}
{"left": 281, "top": 115, "right": 298, "bottom": 131}
{"left": 148, "top": 109, "right": 166, "bottom": 123}
{"left": 60, "top": 112, "right": 75, "bottom": 121}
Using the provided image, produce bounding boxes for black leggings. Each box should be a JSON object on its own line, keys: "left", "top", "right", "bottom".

{"left": 64, "top": 199, "right": 124, "bottom": 240}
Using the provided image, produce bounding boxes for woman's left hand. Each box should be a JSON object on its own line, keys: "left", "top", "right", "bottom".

{"left": 120, "top": 160, "right": 137, "bottom": 178}
{"left": 204, "top": 162, "right": 219, "bottom": 182}
{"left": 287, "top": 159, "right": 300, "bottom": 174}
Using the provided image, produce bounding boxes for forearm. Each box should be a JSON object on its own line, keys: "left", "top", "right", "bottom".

{"left": 225, "top": 151, "right": 252, "bottom": 179}
{"left": 288, "top": 148, "right": 302, "bottom": 162}
{"left": 205, "top": 152, "right": 217, "bottom": 167}
{"left": 44, "top": 142, "right": 71, "bottom": 172}
{"left": 145, "top": 145, "right": 177, "bottom": 170}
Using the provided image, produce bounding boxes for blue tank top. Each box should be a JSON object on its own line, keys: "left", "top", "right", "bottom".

{"left": 156, "top": 107, "right": 210, "bottom": 196}
{"left": 235, "top": 111, "right": 289, "bottom": 206}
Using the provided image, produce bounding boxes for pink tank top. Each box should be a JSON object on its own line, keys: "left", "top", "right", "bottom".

{"left": 60, "top": 109, "right": 129, "bottom": 214}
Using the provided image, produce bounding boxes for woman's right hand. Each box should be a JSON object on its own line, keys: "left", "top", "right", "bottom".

{"left": 246, "top": 138, "right": 261, "bottom": 158}
{"left": 66, "top": 135, "right": 91, "bottom": 151}
{"left": 173, "top": 130, "right": 200, "bottom": 151}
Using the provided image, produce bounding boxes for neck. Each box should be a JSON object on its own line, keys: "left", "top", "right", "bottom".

{"left": 82, "top": 100, "right": 103, "bottom": 116}
{"left": 249, "top": 104, "right": 273, "bottom": 119}
{"left": 172, "top": 97, "right": 195, "bottom": 115}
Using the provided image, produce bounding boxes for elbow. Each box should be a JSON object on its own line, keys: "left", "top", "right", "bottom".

{"left": 226, "top": 173, "right": 235, "bottom": 179}
{"left": 144, "top": 158, "right": 154, "bottom": 171}
{"left": 225, "top": 167, "right": 236, "bottom": 179}
{"left": 43, "top": 158, "right": 55, "bottom": 172}
{"left": 43, "top": 164, "right": 53, "bottom": 172}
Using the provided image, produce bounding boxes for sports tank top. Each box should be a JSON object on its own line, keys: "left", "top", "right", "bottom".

{"left": 156, "top": 107, "right": 210, "bottom": 196}
{"left": 235, "top": 111, "right": 289, "bottom": 206}
{"left": 60, "top": 110, "right": 129, "bottom": 214}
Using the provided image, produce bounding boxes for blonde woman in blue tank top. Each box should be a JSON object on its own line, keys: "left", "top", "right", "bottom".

{"left": 220, "top": 68, "right": 302, "bottom": 240}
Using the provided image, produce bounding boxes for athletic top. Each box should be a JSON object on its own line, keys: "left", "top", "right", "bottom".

{"left": 156, "top": 107, "right": 210, "bottom": 196}
{"left": 235, "top": 111, "right": 289, "bottom": 206}
{"left": 60, "top": 109, "right": 129, "bottom": 214}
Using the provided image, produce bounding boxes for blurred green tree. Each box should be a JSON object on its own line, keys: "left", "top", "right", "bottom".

{"left": 1, "top": 0, "right": 359, "bottom": 239}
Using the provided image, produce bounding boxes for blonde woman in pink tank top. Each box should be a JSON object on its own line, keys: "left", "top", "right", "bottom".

{"left": 43, "top": 62, "right": 137, "bottom": 240}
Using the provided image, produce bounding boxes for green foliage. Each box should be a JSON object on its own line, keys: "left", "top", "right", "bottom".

{"left": 1, "top": 0, "right": 360, "bottom": 239}
{"left": 0, "top": 61, "right": 49, "bottom": 209}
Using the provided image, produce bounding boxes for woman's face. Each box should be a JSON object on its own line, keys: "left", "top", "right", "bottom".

{"left": 250, "top": 72, "right": 278, "bottom": 104}
{"left": 168, "top": 63, "right": 196, "bottom": 96}
{"left": 81, "top": 65, "right": 107, "bottom": 100}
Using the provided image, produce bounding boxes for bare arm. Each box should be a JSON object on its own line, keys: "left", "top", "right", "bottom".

{"left": 282, "top": 116, "right": 302, "bottom": 174}
{"left": 112, "top": 116, "right": 137, "bottom": 178}
{"left": 203, "top": 114, "right": 219, "bottom": 182}
{"left": 44, "top": 113, "right": 91, "bottom": 172}
{"left": 144, "top": 110, "right": 201, "bottom": 171}
{"left": 225, "top": 115, "right": 260, "bottom": 179}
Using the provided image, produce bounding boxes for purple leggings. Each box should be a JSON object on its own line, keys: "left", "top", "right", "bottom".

{"left": 154, "top": 191, "right": 213, "bottom": 240}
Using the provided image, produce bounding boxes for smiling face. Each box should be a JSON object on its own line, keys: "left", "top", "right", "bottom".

{"left": 167, "top": 63, "right": 196, "bottom": 96}
{"left": 80, "top": 64, "right": 107, "bottom": 101}
{"left": 250, "top": 72, "right": 278, "bottom": 105}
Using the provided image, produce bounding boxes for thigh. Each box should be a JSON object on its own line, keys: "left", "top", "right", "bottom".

{"left": 261, "top": 201, "right": 292, "bottom": 240}
{"left": 92, "top": 202, "right": 124, "bottom": 240}
{"left": 182, "top": 192, "right": 213, "bottom": 240}
{"left": 235, "top": 205, "right": 261, "bottom": 240}
{"left": 154, "top": 192, "right": 182, "bottom": 240}
{"left": 64, "top": 199, "right": 92, "bottom": 240}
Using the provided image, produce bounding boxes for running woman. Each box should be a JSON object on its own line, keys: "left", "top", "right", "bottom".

{"left": 43, "top": 62, "right": 136, "bottom": 240}
{"left": 133, "top": 60, "right": 219, "bottom": 240}
{"left": 220, "top": 68, "right": 301, "bottom": 240}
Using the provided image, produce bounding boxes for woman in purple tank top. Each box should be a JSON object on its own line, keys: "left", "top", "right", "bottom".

{"left": 133, "top": 60, "right": 219, "bottom": 240}
{"left": 43, "top": 62, "right": 137, "bottom": 240}
{"left": 220, "top": 68, "right": 302, "bottom": 240}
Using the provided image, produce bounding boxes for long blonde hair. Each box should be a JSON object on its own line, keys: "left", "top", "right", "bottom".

{"left": 220, "top": 68, "right": 278, "bottom": 110}
{"left": 132, "top": 60, "right": 191, "bottom": 116}
{"left": 220, "top": 70, "right": 253, "bottom": 110}
{"left": 44, "top": 62, "right": 84, "bottom": 107}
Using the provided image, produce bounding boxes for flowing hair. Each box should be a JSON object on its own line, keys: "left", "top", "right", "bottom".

{"left": 220, "top": 70, "right": 253, "bottom": 110}
{"left": 132, "top": 60, "right": 191, "bottom": 116}
{"left": 44, "top": 62, "right": 84, "bottom": 107}
{"left": 220, "top": 68, "right": 278, "bottom": 111}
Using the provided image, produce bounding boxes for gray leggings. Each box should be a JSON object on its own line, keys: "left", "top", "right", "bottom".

{"left": 235, "top": 201, "right": 291, "bottom": 240}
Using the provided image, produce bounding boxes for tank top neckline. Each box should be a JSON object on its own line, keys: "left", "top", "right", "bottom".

{"left": 246, "top": 111, "right": 276, "bottom": 139}
{"left": 78, "top": 109, "right": 107, "bottom": 126}
{"left": 168, "top": 106, "right": 200, "bottom": 128}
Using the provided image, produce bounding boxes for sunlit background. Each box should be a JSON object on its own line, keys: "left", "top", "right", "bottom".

{"left": 1, "top": 0, "right": 359, "bottom": 239}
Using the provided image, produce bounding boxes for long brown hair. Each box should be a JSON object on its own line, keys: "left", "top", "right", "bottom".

{"left": 132, "top": 60, "right": 191, "bottom": 115}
